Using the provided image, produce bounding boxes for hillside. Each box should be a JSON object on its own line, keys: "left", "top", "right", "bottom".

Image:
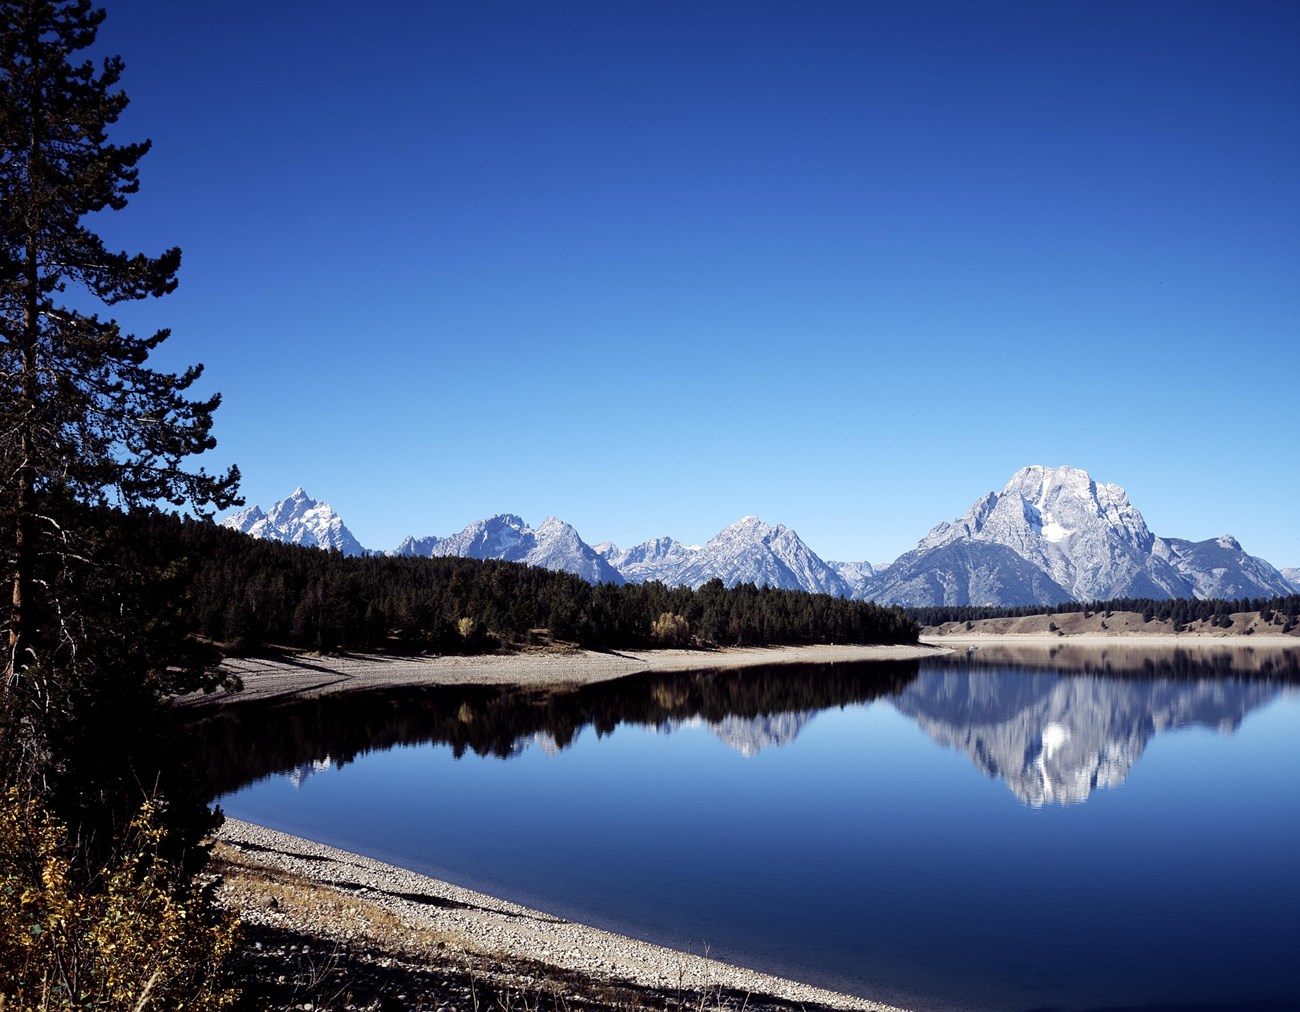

{"left": 923, "top": 609, "right": 1300, "bottom": 640}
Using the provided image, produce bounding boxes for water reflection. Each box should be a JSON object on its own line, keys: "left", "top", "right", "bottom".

{"left": 187, "top": 660, "right": 917, "bottom": 799}
{"left": 186, "top": 649, "right": 1299, "bottom": 808}
{"left": 894, "top": 664, "right": 1284, "bottom": 805}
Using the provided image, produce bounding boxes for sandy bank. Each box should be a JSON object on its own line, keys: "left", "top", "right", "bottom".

{"left": 180, "top": 643, "right": 943, "bottom": 707}
{"left": 213, "top": 818, "right": 909, "bottom": 1012}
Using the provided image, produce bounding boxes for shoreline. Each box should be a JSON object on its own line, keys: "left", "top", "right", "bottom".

{"left": 200, "top": 646, "right": 934, "bottom": 1010}
{"left": 212, "top": 818, "right": 911, "bottom": 1012}
{"left": 182, "top": 629, "right": 1299, "bottom": 709}
{"left": 181, "top": 642, "right": 944, "bottom": 707}
{"left": 921, "top": 632, "right": 1299, "bottom": 647}
{"left": 199, "top": 634, "right": 1293, "bottom": 1009}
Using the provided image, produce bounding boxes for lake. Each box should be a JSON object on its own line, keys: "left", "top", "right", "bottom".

{"left": 195, "top": 646, "right": 1300, "bottom": 1011}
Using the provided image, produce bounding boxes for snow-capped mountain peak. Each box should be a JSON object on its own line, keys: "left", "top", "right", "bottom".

{"left": 669, "top": 516, "right": 851, "bottom": 595}
{"left": 908, "top": 464, "right": 1171, "bottom": 601}
{"left": 224, "top": 473, "right": 1295, "bottom": 606}
{"left": 865, "top": 465, "right": 1293, "bottom": 606}
{"left": 595, "top": 536, "right": 700, "bottom": 585}
{"left": 392, "top": 513, "right": 623, "bottom": 585}
{"left": 221, "top": 489, "right": 365, "bottom": 556}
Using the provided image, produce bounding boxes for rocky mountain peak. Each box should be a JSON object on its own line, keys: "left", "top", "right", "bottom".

{"left": 221, "top": 489, "right": 365, "bottom": 556}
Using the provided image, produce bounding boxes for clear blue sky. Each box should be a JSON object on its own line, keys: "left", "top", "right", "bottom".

{"left": 91, "top": 1, "right": 1298, "bottom": 566}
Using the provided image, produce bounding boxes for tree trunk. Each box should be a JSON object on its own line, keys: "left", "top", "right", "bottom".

{"left": 6, "top": 57, "right": 41, "bottom": 690}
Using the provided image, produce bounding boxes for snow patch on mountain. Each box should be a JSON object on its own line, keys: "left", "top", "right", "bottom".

{"left": 1283, "top": 568, "right": 1300, "bottom": 593}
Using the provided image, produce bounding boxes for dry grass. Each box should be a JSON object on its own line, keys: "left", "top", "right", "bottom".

{"left": 212, "top": 842, "right": 467, "bottom": 957}
{"left": 925, "top": 608, "right": 1300, "bottom": 639}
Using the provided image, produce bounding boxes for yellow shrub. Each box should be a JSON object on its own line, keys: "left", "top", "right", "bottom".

{"left": 651, "top": 611, "right": 692, "bottom": 646}
{"left": 0, "top": 788, "right": 239, "bottom": 1011}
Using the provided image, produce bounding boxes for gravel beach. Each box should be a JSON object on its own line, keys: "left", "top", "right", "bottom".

{"left": 213, "top": 818, "right": 910, "bottom": 1012}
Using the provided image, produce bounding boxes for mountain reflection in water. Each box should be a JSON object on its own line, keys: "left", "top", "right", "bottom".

{"left": 188, "top": 647, "right": 1298, "bottom": 808}
{"left": 187, "top": 660, "right": 917, "bottom": 799}
{"left": 199, "top": 647, "right": 1300, "bottom": 1011}
{"left": 894, "top": 665, "right": 1283, "bottom": 805}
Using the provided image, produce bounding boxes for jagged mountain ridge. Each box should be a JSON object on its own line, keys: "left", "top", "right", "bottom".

{"left": 224, "top": 470, "right": 1295, "bottom": 605}
{"left": 221, "top": 488, "right": 365, "bottom": 556}
{"left": 597, "top": 518, "right": 848, "bottom": 594}
{"left": 667, "top": 516, "right": 850, "bottom": 594}
{"left": 593, "top": 537, "right": 700, "bottom": 584}
{"left": 392, "top": 513, "right": 624, "bottom": 586}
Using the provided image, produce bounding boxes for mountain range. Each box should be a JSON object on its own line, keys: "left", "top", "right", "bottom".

{"left": 222, "top": 466, "right": 1298, "bottom": 607}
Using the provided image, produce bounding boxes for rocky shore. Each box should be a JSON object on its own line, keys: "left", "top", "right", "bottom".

{"left": 212, "top": 819, "right": 909, "bottom": 1012}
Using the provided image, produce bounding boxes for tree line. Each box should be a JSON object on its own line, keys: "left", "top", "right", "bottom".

{"left": 126, "top": 511, "right": 920, "bottom": 656}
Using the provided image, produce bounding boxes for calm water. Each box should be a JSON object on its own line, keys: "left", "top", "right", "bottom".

{"left": 197, "top": 648, "right": 1300, "bottom": 1011}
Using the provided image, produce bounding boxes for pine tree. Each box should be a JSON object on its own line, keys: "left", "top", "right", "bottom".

{"left": 0, "top": 0, "right": 239, "bottom": 688}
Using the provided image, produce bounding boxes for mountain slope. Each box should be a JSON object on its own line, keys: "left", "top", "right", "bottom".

{"left": 827, "top": 560, "right": 883, "bottom": 599}
{"left": 866, "top": 540, "right": 1074, "bottom": 607}
{"left": 912, "top": 465, "right": 1189, "bottom": 601}
{"left": 223, "top": 475, "right": 1295, "bottom": 605}
{"left": 1155, "top": 535, "right": 1295, "bottom": 600}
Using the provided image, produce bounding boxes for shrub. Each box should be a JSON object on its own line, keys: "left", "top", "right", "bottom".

{"left": 0, "top": 788, "right": 239, "bottom": 1011}
{"left": 651, "top": 612, "right": 692, "bottom": 647}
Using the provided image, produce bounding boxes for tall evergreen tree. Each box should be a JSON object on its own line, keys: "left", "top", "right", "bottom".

{"left": 0, "top": 0, "right": 239, "bottom": 689}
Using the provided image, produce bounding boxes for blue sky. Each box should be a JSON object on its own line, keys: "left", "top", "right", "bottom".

{"left": 91, "top": 2, "right": 1298, "bottom": 566}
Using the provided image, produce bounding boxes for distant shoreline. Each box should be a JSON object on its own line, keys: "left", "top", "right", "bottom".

{"left": 921, "top": 607, "right": 1299, "bottom": 647}
{"left": 180, "top": 619, "right": 1300, "bottom": 710}
{"left": 922, "top": 632, "right": 1299, "bottom": 647}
